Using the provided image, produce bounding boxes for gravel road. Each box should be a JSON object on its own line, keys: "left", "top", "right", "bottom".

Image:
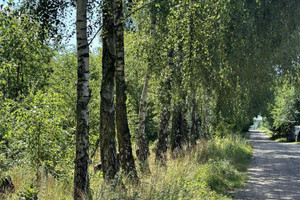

{"left": 235, "top": 130, "right": 300, "bottom": 200}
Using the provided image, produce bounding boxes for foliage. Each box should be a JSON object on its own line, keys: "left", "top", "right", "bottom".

{"left": 0, "top": 51, "right": 102, "bottom": 178}
{"left": 271, "top": 78, "right": 300, "bottom": 130}
{"left": 0, "top": 7, "right": 53, "bottom": 99}
{"left": 17, "top": 185, "right": 38, "bottom": 200}
{"left": 0, "top": 90, "right": 74, "bottom": 179}
{"left": 0, "top": 0, "right": 299, "bottom": 198}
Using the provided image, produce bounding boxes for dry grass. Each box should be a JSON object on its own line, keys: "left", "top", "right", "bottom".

{"left": 3, "top": 135, "right": 252, "bottom": 200}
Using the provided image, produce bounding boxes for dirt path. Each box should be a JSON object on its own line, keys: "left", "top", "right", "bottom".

{"left": 235, "top": 130, "right": 300, "bottom": 200}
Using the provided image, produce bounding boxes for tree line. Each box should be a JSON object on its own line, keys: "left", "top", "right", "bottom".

{"left": 0, "top": 0, "right": 299, "bottom": 199}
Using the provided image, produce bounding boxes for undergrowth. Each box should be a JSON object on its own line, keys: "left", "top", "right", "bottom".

{"left": 258, "top": 127, "right": 274, "bottom": 138}
{"left": 261, "top": 127, "right": 300, "bottom": 144}
{"left": 259, "top": 127, "right": 287, "bottom": 142}
{"left": 4, "top": 135, "right": 252, "bottom": 200}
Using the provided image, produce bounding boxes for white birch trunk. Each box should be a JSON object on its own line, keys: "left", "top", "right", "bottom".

{"left": 74, "top": 0, "right": 90, "bottom": 199}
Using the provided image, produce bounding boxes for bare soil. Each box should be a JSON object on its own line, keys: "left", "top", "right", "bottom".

{"left": 235, "top": 130, "right": 300, "bottom": 200}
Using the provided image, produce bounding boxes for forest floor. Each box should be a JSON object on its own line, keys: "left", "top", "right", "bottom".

{"left": 234, "top": 130, "right": 300, "bottom": 199}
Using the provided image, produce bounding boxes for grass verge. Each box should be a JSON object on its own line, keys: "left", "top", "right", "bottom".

{"left": 4, "top": 135, "right": 252, "bottom": 200}
{"left": 258, "top": 127, "right": 287, "bottom": 142}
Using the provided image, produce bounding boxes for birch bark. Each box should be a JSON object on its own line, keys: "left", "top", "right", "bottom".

{"left": 100, "top": 0, "right": 119, "bottom": 180}
{"left": 115, "top": 0, "right": 138, "bottom": 181}
{"left": 74, "top": 0, "right": 90, "bottom": 198}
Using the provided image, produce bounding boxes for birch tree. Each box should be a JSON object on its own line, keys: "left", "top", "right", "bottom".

{"left": 74, "top": 0, "right": 90, "bottom": 198}
{"left": 136, "top": 3, "right": 157, "bottom": 173}
{"left": 115, "top": 0, "right": 139, "bottom": 181}
{"left": 100, "top": 0, "right": 119, "bottom": 180}
{"left": 155, "top": 49, "right": 173, "bottom": 164}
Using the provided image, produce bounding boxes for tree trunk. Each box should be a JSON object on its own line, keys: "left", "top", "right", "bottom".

{"left": 74, "top": 0, "right": 90, "bottom": 199}
{"left": 201, "top": 102, "right": 209, "bottom": 139}
{"left": 115, "top": 0, "right": 138, "bottom": 181}
{"left": 170, "top": 41, "right": 186, "bottom": 154}
{"left": 188, "top": 5, "right": 198, "bottom": 146}
{"left": 155, "top": 49, "right": 173, "bottom": 164}
{"left": 177, "top": 40, "right": 189, "bottom": 147}
{"left": 171, "top": 103, "right": 183, "bottom": 153}
{"left": 190, "top": 97, "right": 200, "bottom": 145}
{"left": 181, "top": 96, "right": 189, "bottom": 146}
{"left": 136, "top": 67, "right": 151, "bottom": 172}
{"left": 170, "top": 100, "right": 189, "bottom": 153}
{"left": 155, "top": 79, "right": 171, "bottom": 164}
{"left": 136, "top": 10, "right": 156, "bottom": 172}
{"left": 100, "top": 0, "right": 119, "bottom": 180}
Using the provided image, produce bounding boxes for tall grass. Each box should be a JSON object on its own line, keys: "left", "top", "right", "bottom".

{"left": 259, "top": 127, "right": 288, "bottom": 142}
{"left": 4, "top": 135, "right": 252, "bottom": 200}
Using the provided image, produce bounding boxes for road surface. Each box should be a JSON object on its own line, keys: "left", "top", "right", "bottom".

{"left": 235, "top": 130, "right": 300, "bottom": 200}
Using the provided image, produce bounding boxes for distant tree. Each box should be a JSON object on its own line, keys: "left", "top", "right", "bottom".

{"left": 0, "top": 8, "right": 53, "bottom": 99}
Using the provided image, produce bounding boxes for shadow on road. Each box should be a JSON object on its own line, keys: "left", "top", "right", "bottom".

{"left": 235, "top": 131, "right": 300, "bottom": 200}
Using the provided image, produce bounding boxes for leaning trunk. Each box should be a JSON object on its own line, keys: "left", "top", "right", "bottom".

{"left": 74, "top": 0, "right": 90, "bottom": 198}
{"left": 115, "top": 0, "right": 138, "bottom": 181}
{"left": 100, "top": 0, "right": 119, "bottom": 180}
